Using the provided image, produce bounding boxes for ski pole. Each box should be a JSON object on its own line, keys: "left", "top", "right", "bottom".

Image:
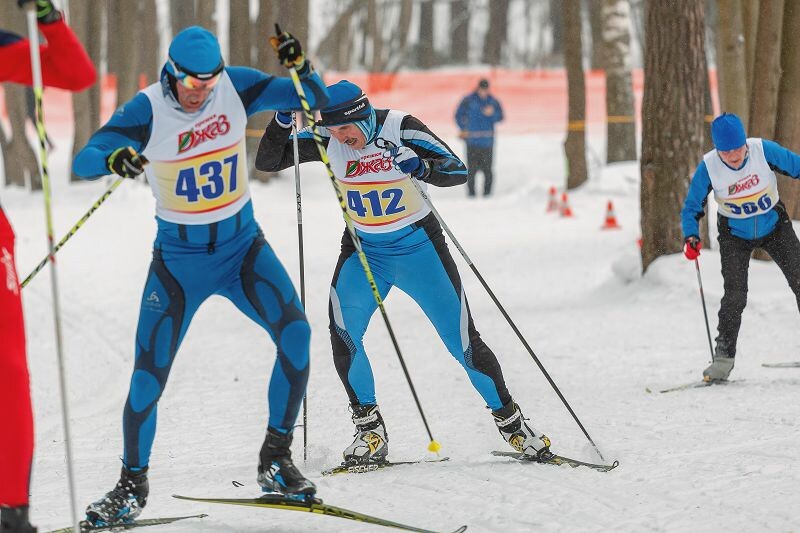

{"left": 22, "top": 176, "right": 124, "bottom": 288}
{"left": 291, "top": 112, "right": 309, "bottom": 461}
{"left": 25, "top": 5, "right": 80, "bottom": 532}
{"left": 401, "top": 163, "right": 607, "bottom": 462}
{"left": 279, "top": 25, "right": 441, "bottom": 454}
{"left": 694, "top": 258, "right": 715, "bottom": 360}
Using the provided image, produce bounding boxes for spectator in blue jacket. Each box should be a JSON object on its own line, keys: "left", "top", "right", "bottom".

{"left": 455, "top": 78, "right": 503, "bottom": 197}
{"left": 681, "top": 113, "right": 800, "bottom": 382}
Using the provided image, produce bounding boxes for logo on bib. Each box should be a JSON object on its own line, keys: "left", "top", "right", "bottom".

{"left": 177, "top": 114, "right": 231, "bottom": 154}
{"left": 728, "top": 174, "right": 760, "bottom": 196}
{"left": 344, "top": 153, "right": 393, "bottom": 178}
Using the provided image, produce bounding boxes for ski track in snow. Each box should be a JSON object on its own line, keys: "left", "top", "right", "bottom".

{"left": 4, "top": 133, "right": 799, "bottom": 532}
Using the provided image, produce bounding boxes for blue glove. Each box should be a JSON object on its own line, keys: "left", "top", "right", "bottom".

{"left": 275, "top": 111, "right": 292, "bottom": 127}
{"left": 385, "top": 146, "right": 429, "bottom": 179}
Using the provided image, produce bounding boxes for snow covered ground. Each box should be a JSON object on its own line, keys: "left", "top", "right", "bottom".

{"left": 5, "top": 131, "right": 800, "bottom": 532}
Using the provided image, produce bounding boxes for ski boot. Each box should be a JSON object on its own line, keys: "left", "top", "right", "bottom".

{"left": 703, "top": 357, "right": 735, "bottom": 381}
{"left": 0, "top": 506, "right": 36, "bottom": 533}
{"left": 493, "top": 401, "right": 551, "bottom": 460}
{"left": 257, "top": 427, "right": 316, "bottom": 500}
{"left": 85, "top": 466, "right": 148, "bottom": 527}
{"left": 704, "top": 340, "right": 735, "bottom": 382}
{"left": 343, "top": 404, "right": 388, "bottom": 465}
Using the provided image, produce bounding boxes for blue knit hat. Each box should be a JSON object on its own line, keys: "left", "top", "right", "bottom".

{"left": 711, "top": 113, "right": 746, "bottom": 151}
{"left": 319, "top": 81, "right": 372, "bottom": 126}
{"left": 166, "top": 26, "right": 224, "bottom": 78}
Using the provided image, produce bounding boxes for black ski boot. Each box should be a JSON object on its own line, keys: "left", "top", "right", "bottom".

{"left": 85, "top": 466, "right": 149, "bottom": 527}
{"left": 492, "top": 401, "right": 551, "bottom": 460}
{"left": 0, "top": 506, "right": 36, "bottom": 533}
{"left": 343, "top": 404, "right": 389, "bottom": 465}
{"left": 257, "top": 428, "right": 316, "bottom": 499}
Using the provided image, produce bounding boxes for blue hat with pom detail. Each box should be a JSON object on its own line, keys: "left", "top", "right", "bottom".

{"left": 166, "top": 26, "right": 224, "bottom": 78}
{"left": 711, "top": 113, "right": 747, "bottom": 152}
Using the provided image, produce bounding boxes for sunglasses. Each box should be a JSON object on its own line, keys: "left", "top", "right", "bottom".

{"left": 168, "top": 58, "right": 223, "bottom": 90}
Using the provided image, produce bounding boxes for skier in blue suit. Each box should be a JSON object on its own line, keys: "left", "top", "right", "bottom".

{"left": 681, "top": 113, "right": 800, "bottom": 382}
{"left": 72, "top": 26, "right": 328, "bottom": 526}
{"left": 256, "top": 80, "right": 552, "bottom": 466}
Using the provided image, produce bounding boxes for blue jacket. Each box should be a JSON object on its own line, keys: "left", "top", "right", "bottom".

{"left": 681, "top": 139, "right": 800, "bottom": 241}
{"left": 454, "top": 91, "right": 503, "bottom": 148}
{"left": 73, "top": 66, "right": 328, "bottom": 178}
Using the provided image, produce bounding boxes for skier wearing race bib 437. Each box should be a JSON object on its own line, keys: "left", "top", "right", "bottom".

{"left": 72, "top": 26, "right": 329, "bottom": 527}
{"left": 681, "top": 112, "right": 800, "bottom": 382}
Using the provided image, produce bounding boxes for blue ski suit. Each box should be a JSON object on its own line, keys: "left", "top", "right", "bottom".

{"left": 256, "top": 109, "right": 515, "bottom": 412}
{"left": 72, "top": 65, "right": 328, "bottom": 469}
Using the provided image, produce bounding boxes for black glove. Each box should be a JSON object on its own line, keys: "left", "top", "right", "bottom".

{"left": 107, "top": 147, "right": 146, "bottom": 179}
{"left": 269, "top": 24, "right": 306, "bottom": 72}
{"left": 18, "top": 0, "right": 62, "bottom": 24}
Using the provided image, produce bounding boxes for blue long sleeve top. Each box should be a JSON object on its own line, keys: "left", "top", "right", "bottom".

{"left": 681, "top": 139, "right": 800, "bottom": 241}
{"left": 73, "top": 65, "right": 328, "bottom": 178}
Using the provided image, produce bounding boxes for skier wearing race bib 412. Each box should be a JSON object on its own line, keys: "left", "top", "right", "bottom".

{"left": 256, "top": 80, "right": 553, "bottom": 467}
{"left": 681, "top": 112, "right": 800, "bottom": 382}
{"left": 72, "top": 26, "right": 329, "bottom": 527}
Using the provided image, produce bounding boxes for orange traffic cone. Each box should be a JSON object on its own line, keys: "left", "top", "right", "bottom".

{"left": 546, "top": 186, "right": 559, "bottom": 213}
{"left": 560, "top": 192, "right": 573, "bottom": 218}
{"left": 601, "top": 200, "right": 621, "bottom": 229}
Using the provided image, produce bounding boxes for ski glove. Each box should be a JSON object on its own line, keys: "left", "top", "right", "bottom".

{"left": 684, "top": 236, "right": 702, "bottom": 260}
{"left": 274, "top": 111, "right": 293, "bottom": 128}
{"left": 384, "top": 146, "right": 430, "bottom": 180}
{"left": 18, "top": 0, "right": 61, "bottom": 23}
{"left": 107, "top": 147, "right": 145, "bottom": 179}
{"left": 270, "top": 25, "right": 307, "bottom": 73}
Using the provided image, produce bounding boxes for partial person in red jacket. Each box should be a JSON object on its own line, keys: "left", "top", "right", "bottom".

{"left": 1, "top": 1, "right": 96, "bottom": 532}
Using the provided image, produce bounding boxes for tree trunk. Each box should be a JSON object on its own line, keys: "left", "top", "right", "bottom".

{"left": 2, "top": 85, "right": 40, "bottom": 190}
{"left": 196, "top": 0, "right": 216, "bottom": 31}
{"left": 140, "top": 0, "right": 159, "bottom": 86}
{"left": 587, "top": 0, "right": 605, "bottom": 70}
{"left": 171, "top": 0, "right": 194, "bottom": 35}
{"left": 229, "top": 0, "right": 252, "bottom": 65}
{"left": 418, "top": 0, "right": 435, "bottom": 69}
{"left": 367, "top": 0, "right": 383, "bottom": 72}
{"left": 482, "top": 0, "right": 509, "bottom": 66}
{"left": 450, "top": 0, "right": 469, "bottom": 64}
{"left": 742, "top": 0, "right": 759, "bottom": 102}
{"left": 602, "top": 0, "right": 636, "bottom": 163}
{"left": 715, "top": 0, "right": 748, "bottom": 122}
{"left": 640, "top": 0, "right": 707, "bottom": 274}
{"left": 774, "top": 1, "right": 800, "bottom": 220}
{"left": 562, "top": 0, "right": 587, "bottom": 190}
{"left": 315, "top": 1, "right": 357, "bottom": 71}
{"left": 748, "top": 0, "right": 783, "bottom": 139}
{"left": 70, "top": 0, "right": 103, "bottom": 182}
{"left": 115, "top": 0, "right": 141, "bottom": 107}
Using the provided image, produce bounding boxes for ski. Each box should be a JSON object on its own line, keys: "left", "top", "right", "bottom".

{"left": 322, "top": 456, "right": 450, "bottom": 476}
{"left": 762, "top": 362, "right": 800, "bottom": 368}
{"left": 173, "top": 494, "right": 467, "bottom": 533}
{"left": 658, "top": 378, "right": 740, "bottom": 394}
{"left": 45, "top": 514, "right": 207, "bottom": 533}
{"left": 492, "top": 450, "right": 618, "bottom": 472}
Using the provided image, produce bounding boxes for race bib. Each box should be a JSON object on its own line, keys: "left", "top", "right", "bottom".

{"left": 341, "top": 177, "right": 423, "bottom": 227}
{"left": 151, "top": 139, "right": 246, "bottom": 214}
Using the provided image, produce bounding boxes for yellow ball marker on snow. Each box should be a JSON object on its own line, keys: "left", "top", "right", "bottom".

{"left": 428, "top": 440, "right": 442, "bottom": 453}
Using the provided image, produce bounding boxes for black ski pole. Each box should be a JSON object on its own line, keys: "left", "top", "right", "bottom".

{"left": 291, "top": 112, "right": 309, "bottom": 461}
{"left": 694, "top": 258, "right": 715, "bottom": 360}
{"left": 404, "top": 169, "right": 607, "bottom": 462}
{"left": 279, "top": 25, "right": 441, "bottom": 454}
